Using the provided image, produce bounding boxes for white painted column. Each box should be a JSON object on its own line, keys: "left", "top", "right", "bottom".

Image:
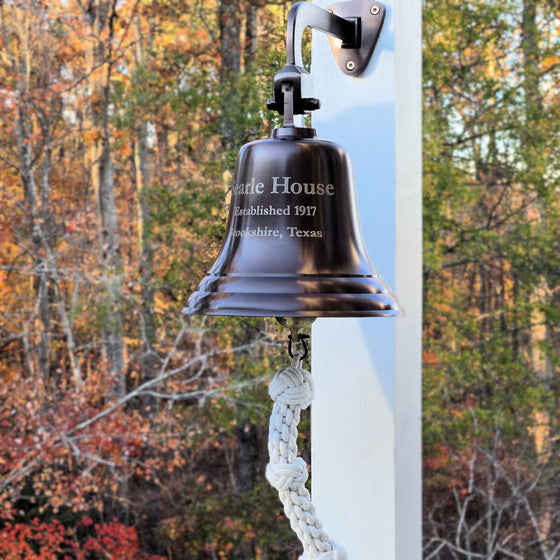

{"left": 310, "top": 1, "right": 422, "bottom": 559}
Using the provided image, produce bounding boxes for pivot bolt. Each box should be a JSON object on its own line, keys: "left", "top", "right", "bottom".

{"left": 370, "top": 5, "right": 380, "bottom": 15}
{"left": 346, "top": 60, "right": 356, "bottom": 71}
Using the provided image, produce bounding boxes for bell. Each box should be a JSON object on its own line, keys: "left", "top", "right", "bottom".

{"left": 184, "top": 3, "right": 400, "bottom": 318}
{"left": 183, "top": 122, "right": 401, "bottom": 318}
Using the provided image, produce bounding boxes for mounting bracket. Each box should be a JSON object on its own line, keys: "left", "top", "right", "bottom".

{"left": 267, "top": 0, "right": 386, "bottom": 117}
{"left": 326, "top": 0, "right": 385, "bottom": 76}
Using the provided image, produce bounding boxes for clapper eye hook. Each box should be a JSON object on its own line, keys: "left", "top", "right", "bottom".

{"left": 288, "top": 333, "right": 310, "bottom": 361}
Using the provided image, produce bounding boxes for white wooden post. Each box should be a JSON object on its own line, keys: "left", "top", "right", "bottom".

{"left": 310, "top": 1, "right": 422, "bottom": 558}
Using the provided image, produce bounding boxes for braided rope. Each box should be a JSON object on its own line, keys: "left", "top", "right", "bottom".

{"left": 266, "top": 350, "right": 347, "bottom": 560}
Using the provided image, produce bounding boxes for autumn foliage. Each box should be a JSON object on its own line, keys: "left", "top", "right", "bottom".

{"left": 1, "top": 0, "right": 559, "bottom": 558}
{"left": 0, "top": 0, "right": 298, "bottom": 557}
{"left": 0, "top": 516, "right": 163, "bottom": 560}
{"left": 423, "top": 0, "right": 560, "bottom": 557}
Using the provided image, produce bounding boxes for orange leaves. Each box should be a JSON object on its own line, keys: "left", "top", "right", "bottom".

{"left": 0, "top": 516, "right": 165, "bottom": 560}
{"left": 0, "top": 356, "right": 242, "bottom": 530}
{"left": 423, "top": 442, "right": 451, "bottom": 473}
{"left": 0, "top": 368, "right": 137, "bottom": 514}
{"left": 81, "top": 519, "right": 140, "bottom": 559}
{"left": 0, "top": 518, "right": 66, "bottom": 559}
{"left": 0, "top": 0, "right": 294, "bottom": 556}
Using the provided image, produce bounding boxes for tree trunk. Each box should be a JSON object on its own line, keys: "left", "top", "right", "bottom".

{"left": 521, "top": 0, "right": 554, "bottom": 551}
{"left": 219, "top": 0, "right": 242, "bottom": 81}
{"left": 84, "top": 0, "right": 125, "bottom": 398}
{"left": 82, "top": 0, "right": 127, "bottom": 524}
{"left": 237, "top": 420, "right": 259, "bottom": 493}
{"left": 244, "top": 1, "right": 259, "bottom": 69}
{"left": 521, "top": 0, "right": 554, "bottom": 451}
{"left": 133, "top": 15, "right": 158, "bottom": 409}
{"left": 7, "top": 4, "right": 50, "bottom": 380}
{"left": 131, "top": 16, "right": 163, "bottom": 554}
{"left": 219, "top": 0, "right": 243, "bottom": 151}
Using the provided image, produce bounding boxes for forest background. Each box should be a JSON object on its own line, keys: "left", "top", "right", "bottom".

{"left": 0, "top": 0, "right": 558, "bottom": 558}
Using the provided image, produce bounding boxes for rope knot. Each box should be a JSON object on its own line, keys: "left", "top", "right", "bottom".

{"left": 269, "top": 366, "right": 314, "bottom": 409}
{"left": 266, "top": 456, "right": 308, "bottom": 492}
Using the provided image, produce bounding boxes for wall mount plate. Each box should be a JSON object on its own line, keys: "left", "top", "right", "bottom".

{"left": 326, "top": 0, "right": 386, "bottom": 76}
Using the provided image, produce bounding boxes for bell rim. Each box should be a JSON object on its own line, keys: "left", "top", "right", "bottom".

{"left": 191, "top": 272, "right": 395, "bottom": 294}
{"left": 202, "top": 271, "right": 391, "bottom": 279}
{"left": 183, "top": 289, "right": 402, "bottom": 318}
{"left": 182, "top": 308, "right": 401, "bottom": 318}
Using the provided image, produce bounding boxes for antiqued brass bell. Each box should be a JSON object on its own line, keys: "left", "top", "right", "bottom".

{"left": 183, "top": 121, "right": 401, "bottom": 317}
{"left": 183, "top": 0, "right": 400, "bottom": 318}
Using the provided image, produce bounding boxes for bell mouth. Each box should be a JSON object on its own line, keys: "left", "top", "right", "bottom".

{"left": 183, "top": 272, "right": 402, "bottom": 318}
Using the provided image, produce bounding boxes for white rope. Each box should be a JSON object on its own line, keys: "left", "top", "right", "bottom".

{"left": 266, "top": 348, "right": 347, "bottom": 560}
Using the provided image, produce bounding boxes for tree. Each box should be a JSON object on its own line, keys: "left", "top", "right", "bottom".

{"left": 423, "top": 0, "right": 560, "bottom": 557}
{"left": 0, "top": 0, "right": 304, "bottom": 557}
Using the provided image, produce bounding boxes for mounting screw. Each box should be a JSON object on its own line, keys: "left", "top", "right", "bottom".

{"left": 370, "top": 5, "right": 380, "bottom": 15}
{"left": 346, "top": 60, "right": 356, "bottom": 71}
